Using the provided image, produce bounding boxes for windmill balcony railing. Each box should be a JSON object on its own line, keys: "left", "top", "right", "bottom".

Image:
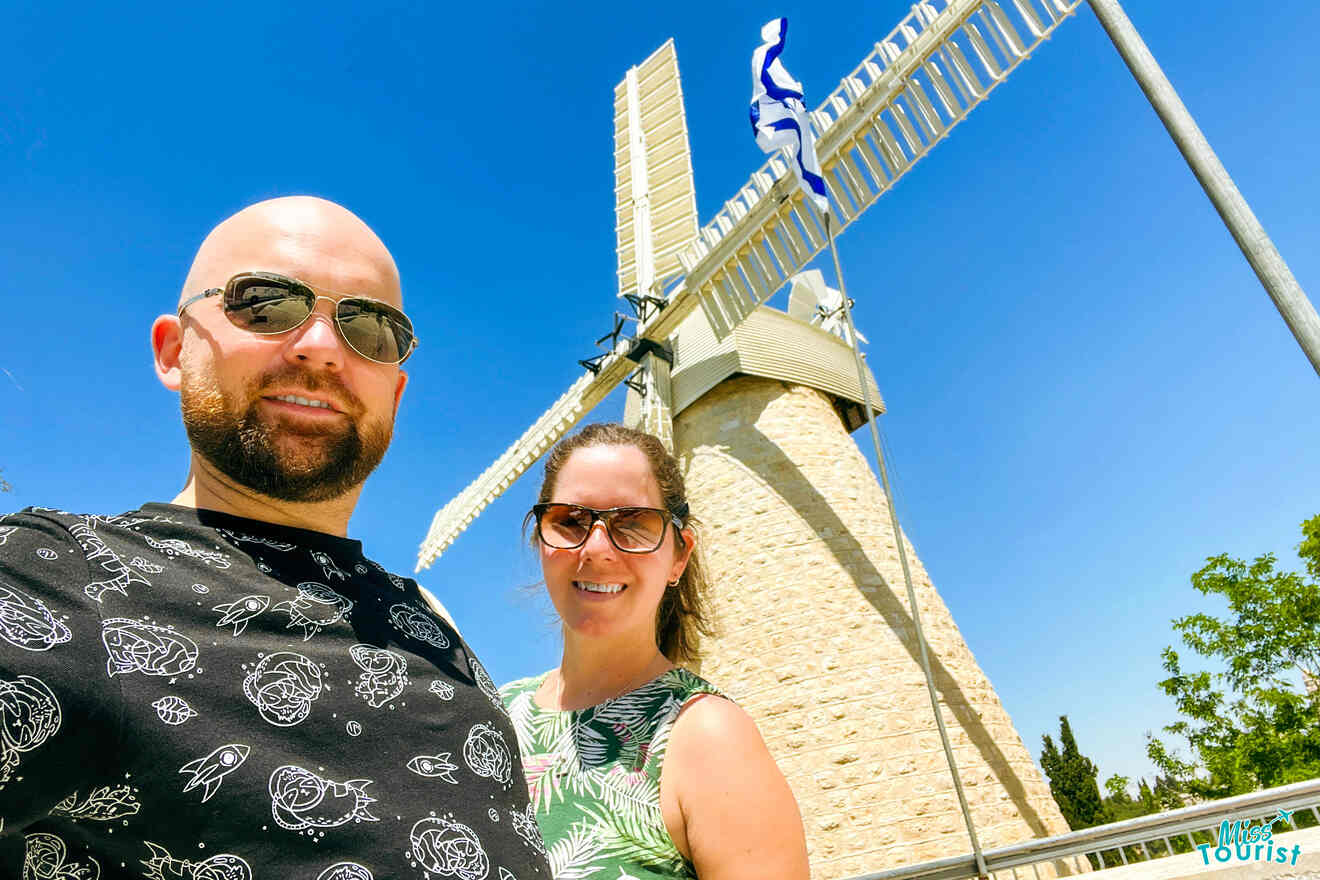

{"left": 844, "top": 778, "right": 1320, "bottom": 880}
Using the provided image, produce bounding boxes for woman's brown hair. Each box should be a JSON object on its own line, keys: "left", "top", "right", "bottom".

{"left": 527, "top": 423, "right": 715, "bottom": 664}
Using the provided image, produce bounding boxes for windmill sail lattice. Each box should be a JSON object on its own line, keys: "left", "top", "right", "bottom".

{"left": 616, "top": 42, "right": 697, "bottom": 449}
{"left": 615, "top": 40, "right": 699, "bottom": 302}
{"left": 417, "top": 0, "right": 1083, "bottom": 570}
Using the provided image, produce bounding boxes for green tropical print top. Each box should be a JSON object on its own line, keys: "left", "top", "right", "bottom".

{"left": 500, "top": 668, "right": 725, "bottom": 880}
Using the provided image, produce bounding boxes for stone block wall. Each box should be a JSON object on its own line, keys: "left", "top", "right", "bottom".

{"left": 673, "top": 375, "right": 1073, "bottom": 879}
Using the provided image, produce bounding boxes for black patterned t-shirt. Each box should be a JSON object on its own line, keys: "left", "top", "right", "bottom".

{"left": 0, "top": 503, "right": 549, "bottom": 880}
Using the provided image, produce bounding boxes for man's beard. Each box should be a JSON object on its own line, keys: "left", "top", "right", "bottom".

{"left": 180, "top": 366, "right": 393, "bottom": 503}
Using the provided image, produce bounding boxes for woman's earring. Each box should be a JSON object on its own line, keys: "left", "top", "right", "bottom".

{"left": 667, "top": 579, "right": 680, "bottom": 588}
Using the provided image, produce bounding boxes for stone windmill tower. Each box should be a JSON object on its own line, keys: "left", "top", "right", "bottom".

{"left": 659, "top": 300, "right": 1072, "bottom": 878}
{"left": 419, "top": 4, "right": 1087, "bottom": 876}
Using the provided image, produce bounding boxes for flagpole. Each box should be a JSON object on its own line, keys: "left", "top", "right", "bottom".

{"left": 824, "top": 211, "right": 990, "bottom": 879}
{"left": 1087, "top": 0, "right": 1320, "bottom": 378}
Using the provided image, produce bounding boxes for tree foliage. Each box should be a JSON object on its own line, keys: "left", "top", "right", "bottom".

{"left": 0, "top": 467, "right": 9, "bottom": 493}
{"left": 1040, "top": 715, "right": 1107, "bottom": 829}
{"left": 1103, "top": 774, "right": 1131, "bottom": 803}
{"left": 1148, "top": 515, "right": 1320, "bottom": 798}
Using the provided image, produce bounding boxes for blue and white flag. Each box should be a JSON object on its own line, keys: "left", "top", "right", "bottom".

{"left": 750, "top": 17, "right": 830, "bottom": 216}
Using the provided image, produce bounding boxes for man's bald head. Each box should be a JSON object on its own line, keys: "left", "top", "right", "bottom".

{"left": 157, "top": 195, "right": 410, "bottom": 510}
{"left": 179, "top": 196, "right": 401, "bottom": 309}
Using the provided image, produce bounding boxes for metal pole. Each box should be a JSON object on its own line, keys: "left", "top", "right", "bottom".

{"left": 824, "top": 212, "right": 990, "bottom": 879}
{"left": 1087, "top": 0, "right": 1320, "bottom": 378}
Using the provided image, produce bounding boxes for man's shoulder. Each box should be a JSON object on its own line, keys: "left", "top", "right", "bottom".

{"left": 2, "top": 505, "right": 85, "bottom": 525}
{"left": 0, "top": 506, "right": 94, "bottom": 543}
{"left": 3, "top": 504, "right": 187, "bottom": 545}
{"left": 2, "top": 504, "right": 161, "bottom": 527}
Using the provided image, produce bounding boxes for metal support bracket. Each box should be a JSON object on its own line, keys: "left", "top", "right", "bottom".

{"left": 624, "top": 338, "right": 673, "bottom": 365}
{"left": 623, "top": 293, "right": 669, "bottom": 320}
{"left": 578, "top": 353, "right": 609, "bottom": 375}
{"left": 623, "top": 370, "right": 648, "bottom": 396}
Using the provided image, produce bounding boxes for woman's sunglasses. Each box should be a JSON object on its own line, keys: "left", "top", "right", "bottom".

{"left": 178, "top": 271, "right": 418, "bottom": 365}
{"left": 531, "top": 503, "right": 685, "bottom": 554}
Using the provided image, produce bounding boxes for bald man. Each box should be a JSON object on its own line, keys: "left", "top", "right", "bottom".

{"left": 0, "top": 198, "right": 552, "bottom": 879}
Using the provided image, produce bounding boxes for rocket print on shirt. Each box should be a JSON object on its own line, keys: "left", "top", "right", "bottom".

{"left": 179, "top": 743, "right": 250, "bottom": 802}
{"left": 310, "top": 551, "right": 349, "bottom": 582}
{"left": 212, "top": 595, "right": 271, "bottom": 636}
{"left": 407, "top": 753, "right": 459, "bottom": 783}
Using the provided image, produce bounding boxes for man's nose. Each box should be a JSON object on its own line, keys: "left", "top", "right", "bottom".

{"left": 283, "top": 303, "right": 345, "bottom": 370}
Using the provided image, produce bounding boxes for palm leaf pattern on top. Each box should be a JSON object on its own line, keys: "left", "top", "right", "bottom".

{"left": 547, "top": 821, "right": 608, "bottom": 880}
{"left": 579, "top": 800, "right": 686, "bottom": 876}
{"left": 499, "top": 668, "right": 725, "bottom": 879}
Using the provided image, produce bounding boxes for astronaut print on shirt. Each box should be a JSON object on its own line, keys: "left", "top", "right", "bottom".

{"left": 0, "top": 504, "right": 548, "bottom": 879}
{"left": 0, "top": 673, "right": 61, "bottom": 785}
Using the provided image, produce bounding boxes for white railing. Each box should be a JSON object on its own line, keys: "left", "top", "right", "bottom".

{"left": 845, "top": 778, "right": 1320, "bottom": 880}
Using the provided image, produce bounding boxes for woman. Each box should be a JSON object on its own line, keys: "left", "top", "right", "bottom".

{"left": 502, "top": 423, "right": 810, "bottom": 880}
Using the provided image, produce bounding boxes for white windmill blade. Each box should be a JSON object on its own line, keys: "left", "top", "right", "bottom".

{"left": 418, "top": 0, "right": 1084, "bottom": 569}
{"left": 415, "top": 294, "right": 711, "bottom": 570}
{"left": 615, "top": 40, "right": 699, "bottom": 302}
{"left": 787, "top": 268, "right": 826, "bottom": 323}
{"left": 789, "top": 270, "right": 868, "bottom": 346}
{"left": 679, "top": 0, "right": 1083, "bottom": 337}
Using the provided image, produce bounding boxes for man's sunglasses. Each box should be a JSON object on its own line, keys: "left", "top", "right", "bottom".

{"left": 178, "top": 271, "right": 419, "bottom": 365}
{"left": 531, "top": 503, "right": 685, "bottom": 555}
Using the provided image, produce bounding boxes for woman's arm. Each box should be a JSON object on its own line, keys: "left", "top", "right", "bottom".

{"left": 661, "top": 695, "right": 811, "bottom": 879}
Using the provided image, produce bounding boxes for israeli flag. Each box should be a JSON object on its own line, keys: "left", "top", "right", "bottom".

{"left": 750, "top": 17, "right": 830, "bottom": 216}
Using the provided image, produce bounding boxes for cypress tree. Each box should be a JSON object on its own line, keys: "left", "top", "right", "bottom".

{"left": 1040, "top": 715, "right": 1107, "bottom": 829}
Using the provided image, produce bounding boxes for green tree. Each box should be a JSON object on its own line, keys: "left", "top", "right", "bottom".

{"left": 1040, "top": 715, "right": 1107, "bottom": 829}
{"left": 1103, "top": 774, "right": 1132, "bottom": 804}
{"left": 1137, "top": 778, "right": 1157, "bottom": 811}
{"left": 1151, "top": 775, "right": 1184, "bottom": 810}
{"left": 0, "top": 468, "right": 9, "bottom": 493}
{"left": 1148, "top": 515, "right": 1320, "bottom": 798}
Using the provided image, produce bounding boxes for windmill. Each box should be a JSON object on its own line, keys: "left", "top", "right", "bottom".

{"left": 418, "top": 0, "right": 1088, "bottom": 563}
{"left": 419, "top": 2, "right": 1086, "bottom": 876}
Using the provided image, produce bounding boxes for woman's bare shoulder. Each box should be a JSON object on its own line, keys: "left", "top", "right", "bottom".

{"left": 664, "top": 690, "right": 810, "bottom": 879}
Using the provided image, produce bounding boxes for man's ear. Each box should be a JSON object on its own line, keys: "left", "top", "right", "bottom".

{"left": 152, "top": 315, "right": 184, "bottom": 391}
{"left": 392, "top": 369, "right": 408, "bottom": 416}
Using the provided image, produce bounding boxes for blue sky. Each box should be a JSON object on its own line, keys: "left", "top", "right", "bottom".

{"left": 4, "top": 0, "right": 1318, "bottom": 796}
